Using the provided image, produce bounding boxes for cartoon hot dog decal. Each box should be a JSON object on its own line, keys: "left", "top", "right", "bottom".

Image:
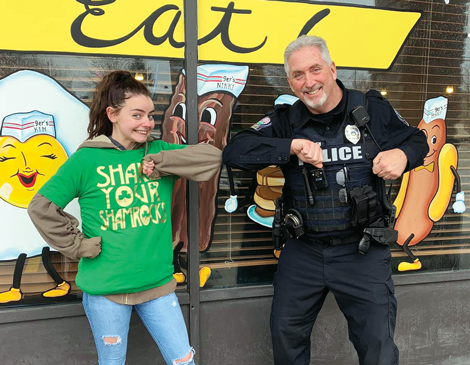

{"left": 393, "top": 96, "right": 465, "bottom": 272}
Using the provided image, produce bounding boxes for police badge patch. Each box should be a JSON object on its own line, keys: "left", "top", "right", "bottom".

{"left": 345, "top": 124, "right": 361, "bottom": 144}
{"left": 250, "top": 116, "right": 271, "bottom": 130}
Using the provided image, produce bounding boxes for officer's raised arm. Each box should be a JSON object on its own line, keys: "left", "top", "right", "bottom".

{"left": 223, "top": 112, "right": 292, "bottom": 171}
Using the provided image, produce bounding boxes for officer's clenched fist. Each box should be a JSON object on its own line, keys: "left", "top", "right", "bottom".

{"left": 373, "top": 148, "right": 408, "bottom": 180}
{"left": 290, "top": 139, "right": 323, "bottom": 168}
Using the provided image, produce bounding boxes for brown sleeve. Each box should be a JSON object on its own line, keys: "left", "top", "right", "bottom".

{"left": 144, "top": 143, "right": 222, "bottom": 181}
{"left": 27, "top": 193, "right": 101, "bottom": 261}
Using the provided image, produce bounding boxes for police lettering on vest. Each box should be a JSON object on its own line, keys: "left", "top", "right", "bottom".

{"left": 321, "top": 145, "right": 364, "bottom": 164}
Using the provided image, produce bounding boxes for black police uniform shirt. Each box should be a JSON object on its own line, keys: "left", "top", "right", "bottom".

{"left": 222, "top": 80, "right": 428, "bottom": 238}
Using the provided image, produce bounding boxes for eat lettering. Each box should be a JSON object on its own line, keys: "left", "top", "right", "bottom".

{"left": 71, "top": 0, "right": 330, "bottom": 53}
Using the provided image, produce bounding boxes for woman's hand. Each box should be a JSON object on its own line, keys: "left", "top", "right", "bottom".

{"left": 142, "top": 159, "right": 155, "bottom": 176}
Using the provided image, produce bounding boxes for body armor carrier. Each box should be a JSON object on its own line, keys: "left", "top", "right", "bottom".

{"left": 284, "top": 91, "right": 381, "bottom": 233}
{"left": 273, "top": 90, "right": 397, "bottom": 253}
{"left": 287, "top": 129, "right": 379, "bottom": 232}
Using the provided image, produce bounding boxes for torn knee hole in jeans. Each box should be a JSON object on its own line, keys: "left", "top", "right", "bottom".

{"left": 102, "top": 335, "right": 122, "bottom": 345}
{"left": 173, "top": 348, "right": 195, "bottom": 364}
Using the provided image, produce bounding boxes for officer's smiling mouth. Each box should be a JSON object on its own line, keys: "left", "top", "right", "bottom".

{"left": 304, "top": 87, "right": 321, "bottom": 96}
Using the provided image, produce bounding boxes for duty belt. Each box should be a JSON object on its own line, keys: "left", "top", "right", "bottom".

{"left": 305, "top": 234, "right": 362, "bottom": 246}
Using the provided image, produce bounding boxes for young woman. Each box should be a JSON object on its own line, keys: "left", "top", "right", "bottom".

{"left": 28, "top": 70, "right": 221, "bottom": 365}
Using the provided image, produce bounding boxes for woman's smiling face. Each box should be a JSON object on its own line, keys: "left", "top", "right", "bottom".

{"left": 108, "top": 94, "right": 156, "bottom": 150}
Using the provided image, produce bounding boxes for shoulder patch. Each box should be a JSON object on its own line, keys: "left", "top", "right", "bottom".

{"left": 250, "top": 116, "right": 272, "bottom": 130}
{"left": 393, "top": 108, "right": 409, "bottom": 126}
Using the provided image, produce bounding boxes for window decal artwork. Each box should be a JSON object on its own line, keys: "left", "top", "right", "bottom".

{"left": 0, "top": 70, "right": 89, "bottom": 304}
{"left": 162, "top": 64, "right": 248, "bottom": 286}
{"left": 393, "top": 96, "right": 466, "bottom": 272}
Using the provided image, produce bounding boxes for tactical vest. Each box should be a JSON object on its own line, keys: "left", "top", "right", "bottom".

{"left": 276, "top": 90, "right": 383, "bottom": 233}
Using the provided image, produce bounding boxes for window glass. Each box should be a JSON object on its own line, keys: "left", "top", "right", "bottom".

{"left": 1, "top": 0, "right": 470, "bottom": 302}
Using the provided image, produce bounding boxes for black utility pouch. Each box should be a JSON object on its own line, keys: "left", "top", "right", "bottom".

{"left": 349, "top": 186, "right": 377, "bottom": 226}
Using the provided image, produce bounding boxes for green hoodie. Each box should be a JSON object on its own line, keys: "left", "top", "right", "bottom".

{"left": 39, "top": 139, "right": 185, "bottom": 295}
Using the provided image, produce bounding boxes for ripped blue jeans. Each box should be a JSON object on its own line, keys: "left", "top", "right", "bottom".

{"left": 83, "top": 292, "right": 195, "bottom": 365}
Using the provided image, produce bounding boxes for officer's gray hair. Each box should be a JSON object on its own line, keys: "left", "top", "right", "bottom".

{"left": 284, "top": 35, "right": 332, "bottom": 76}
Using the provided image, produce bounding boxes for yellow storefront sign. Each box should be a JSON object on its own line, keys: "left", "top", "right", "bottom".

{"left": 0, "top": 0, "right": 420, "bottom": 69}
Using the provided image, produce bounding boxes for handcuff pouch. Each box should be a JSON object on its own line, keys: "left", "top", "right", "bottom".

{"left": 285, "top": 209, "right": 305, "bottom": 238}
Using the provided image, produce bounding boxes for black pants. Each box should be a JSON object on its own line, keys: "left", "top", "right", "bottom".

{"left": 270, "top": 236, "right": 398, "bottom": 365}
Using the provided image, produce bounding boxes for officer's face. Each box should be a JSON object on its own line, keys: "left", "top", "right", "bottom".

{"left": 286, "top": 46, "right": 341, "bottom": 114}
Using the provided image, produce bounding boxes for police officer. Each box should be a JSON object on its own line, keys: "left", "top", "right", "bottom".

{"left": 222, "top": 35, "right": 428, "bottom": 365}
